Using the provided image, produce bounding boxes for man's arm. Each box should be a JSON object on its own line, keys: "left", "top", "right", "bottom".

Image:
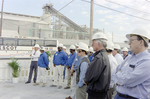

{"left": 84, "top": 58, "right": 104, "bottom": 84}
{"left": 116, "top": 60, "right": 150, "bottom": 87}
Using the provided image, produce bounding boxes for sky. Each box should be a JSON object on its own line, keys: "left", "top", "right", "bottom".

{"left": 1, "top": 0, "right": 150, "bottom": 43}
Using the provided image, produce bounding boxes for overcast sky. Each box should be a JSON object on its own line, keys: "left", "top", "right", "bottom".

{"left": 1, "top": 0, "right": 150, "bottom": 43}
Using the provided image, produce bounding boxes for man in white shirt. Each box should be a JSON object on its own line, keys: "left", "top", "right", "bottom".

{"left": 106, "top": 41, "right": 118, "bottom": 99}
{"left": 25, "top": 44, "right": 41, "bottom": 84}
{"left": 112, "top": 44, "right": 123, "bottom": 65}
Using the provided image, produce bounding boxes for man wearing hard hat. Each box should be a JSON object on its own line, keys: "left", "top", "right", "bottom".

{"left": 112, "top": 44, "right": 123, "bottom": 65}
{"left": 106, "top": 41, "right": 118, "bottom": 99}
{"left": 75, "top": 42, "right": 90, "bottom": 99}
{"left": 34, "top": 46, "right": 49, "bottom": 87}
{"left": 121, "top": 47, "right": 129, "bottom": 60}
{"left": 50, "top": 43, "right": 68, "bottom": 89}
{"left": 66, "top": 43, "right": 82, "bottom": 99}
{"left": 63, "top": 46, "right": 68, "bottom": 82}
{"left": 83, "top": 32, "right": 111, "bottom": 99}
{"left": 114, "top": 27, "right": 150, "bottom": 99}
{"left": 64, "top": 45, "right": 77, "bottom": 90}
{"left": 25, "top": 44, "right": 41, "bottom": 84}
{"left": 88, "top": 47, "right": 94, "bottom": 62}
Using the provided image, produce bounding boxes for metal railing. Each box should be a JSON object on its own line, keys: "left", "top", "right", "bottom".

{"left": 0, "top": 58, "right": 54, "bottom": 82}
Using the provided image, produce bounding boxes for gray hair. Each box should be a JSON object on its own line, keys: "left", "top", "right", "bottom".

{"left": 95, "top": 39, "right": 107, "bottom": 49}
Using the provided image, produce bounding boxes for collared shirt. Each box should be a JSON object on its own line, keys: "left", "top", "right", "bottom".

{"left": 30, "top": 50, "right": 41, "bottom": 61}
{"left": 53, "top": 50, "right": 68, "bottom": 66}
{"left": 66, "top": 52, "right": 77, "bottom": 68}
{"left": 88, "top": 53, "right": 94, "bottom": 62}
{"left": 73, "top": 54, "right": 81, "bottom": 71}
{"left": 108, "top": 54, "right": 118, "bottom": 88}
{"left": 123, "top": 54, "right": 130, "bottom": 60}
{"left": 78, "top": 56, "right": 88, "bottom": 87}
{"left": 38, "top": 52, "right": 49, "bottom": 68}
{"left": 114, "top": 50, "right": 150, "bottom": 99}
{"left": 114, "top": 53, "right": 123, "bottom": 65}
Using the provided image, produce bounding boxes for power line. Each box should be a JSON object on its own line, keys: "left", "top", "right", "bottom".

{"left": 145, "top": 0, "right": 150, "bottom": 3}
{"left": 58, "top": 0, "right": 74, "bottom": 11}
{"left": 81, "top": 0, "right": 150, "bottom": 22}
{"left": 105, "top": 0, "right": 150, "bottom": 16}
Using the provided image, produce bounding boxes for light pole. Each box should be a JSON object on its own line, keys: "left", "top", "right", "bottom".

{"left": 0, "top": 0, "right": 4, "bottom": 37}
{"left": 89, "top": 0, "right": 94, "bottom": 46}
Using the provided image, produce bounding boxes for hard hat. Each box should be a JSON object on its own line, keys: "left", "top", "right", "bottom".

{"left": 126, "top": 27, "right": 150, "bottom": 40}
{"left": 78, "top": 42, "right": 88, "bottom": 52}
{"left": 40, "top": 46, "right": 45, "bottom": 51}
{"left": 75, "top": 43, "right": 79, "bottom": 47}
{"left": 34, "top": 44, "right": 40, "bottom": 48}
{"left": 89, "top": 47, "right": 94, "bottom": 53}
{"left": 63, "top": 46, "right": 66, "bottom": 49}
{"left": 106, "top": 41, "right": 114, "bottom": 50}
{"left": 69, "top": 45, "right": 76, "bottom": 50}
{"left": 122, "top": 47, "right": 128, "bottom": 52}
{"left": 92, "top": 32, "right": 107, "bottom": 40}
{"left": 58, "top": 43, "right": 63, "bottom": 47}
{"left": 114, "top": 44, "right": 120, "bottom": 50}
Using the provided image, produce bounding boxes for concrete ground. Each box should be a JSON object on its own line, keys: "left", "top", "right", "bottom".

{"left": 0, "top": 80, "right": 71, "bottom": 99}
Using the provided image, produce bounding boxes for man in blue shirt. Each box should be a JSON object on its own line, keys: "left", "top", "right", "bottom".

{"left": 88, "top": 47, "right": 94, "bottom": 62}
{"left": 33, "top": 47, "right": 49, "bottom": 87}
{"left": 66, "top": 43, "right": 82, "bottom": 99}
{"left": 50, "top": 43, "right": 68, "bottom": 89}
{"left": 76, "top": 42, "right": 89, "bottom": 99}
{"left": 121, "top": 47, "right": 130, "bottom": 60}
{"left": 64, "top": 45, "right": 76, "bottom": 89}
{"left": 114, "top": 27, "right": 150, "bottom": 99}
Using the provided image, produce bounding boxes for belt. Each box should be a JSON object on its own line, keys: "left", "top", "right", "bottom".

{"left": 117, "top": 92, "right": 138, "bottom": 99}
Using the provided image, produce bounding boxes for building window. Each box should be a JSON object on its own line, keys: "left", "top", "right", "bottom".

{"left": 45, "top": 40, "right": 57, "bottom": 47}
{"left": 18, "top": 39, "right": 32, "bottom": 46}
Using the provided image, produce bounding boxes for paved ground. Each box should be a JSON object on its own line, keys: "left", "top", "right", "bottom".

{"left": 0, "top": 80, "right": 71, "bottom": 99}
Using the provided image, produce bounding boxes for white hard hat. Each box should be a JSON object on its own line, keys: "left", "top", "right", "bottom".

{"left": 40, "top": 46, "right": 45, "bottom": 51}
{"left": 89, "top": 47, "right": 94, "bottom": 53}
{"left": 34, "top": 44, "right": 40, "bottom": 48}
{"left": 78, "top": 42, "right": 88, "bottom": 52}
{"left": 69, "top": 45, "right": 76, "bottom": 50}
{"left": 63, "top": 46, "right": 66, "bottom": 49}
{"left": 58, "top": 43, "right": 63, "bottom": 47}
{"left": 122, "top": 47, "right": 128, "bottom": 52}
{"left": 106, "top": 41, "right": 114, "bottom": 50}
{"left": 75, "top": 43, "right": 79, "bottom": 47}
{"left": 126, "top": 27, "right": 150, "bottom": 40}
{"left": 114, "top": 44, "right": 120, "bottom": 50}
{"left": 92, "top": 32, "right": 107, "bottom": 40}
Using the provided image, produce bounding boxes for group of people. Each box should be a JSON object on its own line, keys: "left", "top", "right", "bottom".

{"left": 26, "top": 27, "right": 150, "bottom": 99}
{"left": 25, "top": 45, "right": 49, "bottom": 87}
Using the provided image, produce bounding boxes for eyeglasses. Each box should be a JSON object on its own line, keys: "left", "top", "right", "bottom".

{"left": 78, "top": 50, "right": 82, "bottom": 53}
{"left": 129, "top": 39, "right": 137, "bottom": 43}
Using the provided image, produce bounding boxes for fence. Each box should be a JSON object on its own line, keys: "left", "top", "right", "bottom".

{"left": 0, "top": 58, "right": 54, "bottom": 82}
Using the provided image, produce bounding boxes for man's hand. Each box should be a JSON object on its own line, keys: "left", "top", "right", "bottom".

{"left": 53, "top": 63, "right": 56, "bottom": 67}
{"left": 30, "top": 54, "right": 32, "bottom": 57}
{"left": 71, "top": 66, "right": 74, "bottom": 74}
{"left": 116, "top": 82, "right": 120, "bottom": 86}
{"left": 83, "top": 80, "right": 87, "bottom": 86}
{"left": 66, "top": 65, "right": 70, "bottom": 69}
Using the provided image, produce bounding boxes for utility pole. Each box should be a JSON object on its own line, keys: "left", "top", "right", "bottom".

{"left": 0, "top": 0, "right": 4, "bottom": 37}
{"left": 89, "top": 0, "right": 94, "bottom": 46}
{"left": 103, "top": 28, "right": 105, "bottom": 34}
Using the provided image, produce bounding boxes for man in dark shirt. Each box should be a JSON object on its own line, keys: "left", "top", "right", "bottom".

{"left": 83, "top": 32, "right": 111, "bottom": 99}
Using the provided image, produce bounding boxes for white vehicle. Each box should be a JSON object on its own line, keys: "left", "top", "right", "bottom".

{"left": 0, "top": 37, "right": 58, "bottom": 58}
